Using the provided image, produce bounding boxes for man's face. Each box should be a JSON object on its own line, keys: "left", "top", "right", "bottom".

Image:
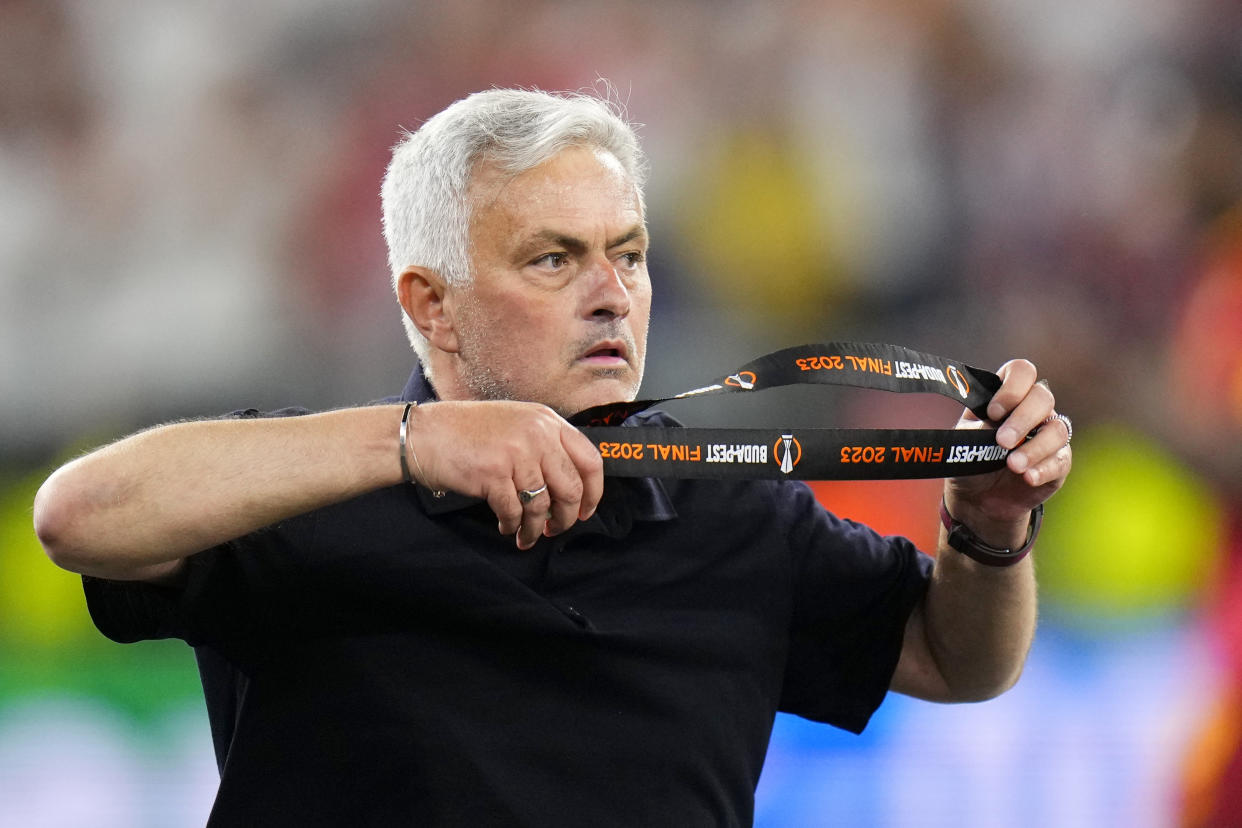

{"left": 448, "top": 145, "right": 651, "bottom": 416}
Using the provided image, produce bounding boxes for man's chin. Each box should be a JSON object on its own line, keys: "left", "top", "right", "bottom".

{"left": 556, "top": 374, "right": 640, "bottom": 416}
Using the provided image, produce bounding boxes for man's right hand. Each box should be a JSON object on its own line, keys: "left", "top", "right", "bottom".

{"left": 405, "top": 401, "right": 605, "bottom": 550}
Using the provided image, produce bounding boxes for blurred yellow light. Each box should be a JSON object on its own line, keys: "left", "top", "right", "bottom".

{"left": 676, "top": 129, "right": 858, "bottom": 327}
{"left": 0, "top": 470, "right": 96, "bottom": 647}
{"left": 1036, "top": 423, "right": 1223, "bottom": 627}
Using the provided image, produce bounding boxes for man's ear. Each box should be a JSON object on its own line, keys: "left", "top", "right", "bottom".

{"left": 397, "top": 266, "right": 460, "bottom": 354}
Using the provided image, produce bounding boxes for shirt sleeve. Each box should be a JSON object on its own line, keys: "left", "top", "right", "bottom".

{"left": 777, "top": 481, "right": 934, "bottom": 733}
{"left": 81, "top": 406, "right": 315, "bottom": 647}
{"left": 83, "top": 527, "right": 304, "bottom": 647}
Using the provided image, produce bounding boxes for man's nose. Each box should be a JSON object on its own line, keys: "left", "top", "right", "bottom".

{"left": 586, "top": 258, "right": 631, "bottom": 320}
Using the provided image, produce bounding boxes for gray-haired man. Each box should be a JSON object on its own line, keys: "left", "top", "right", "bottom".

{"left": 35, "top": 88, "right": 1071, "bottom": 826}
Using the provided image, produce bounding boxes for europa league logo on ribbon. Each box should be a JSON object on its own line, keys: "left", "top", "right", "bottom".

{"left": 726, "top": 371, "right": 757, "bottom": 390}
{"left": 946, "top": 365, "right": 970, "bottom": 399}
{"left": 774, "top": 433, "right": 802, "bottom": 474}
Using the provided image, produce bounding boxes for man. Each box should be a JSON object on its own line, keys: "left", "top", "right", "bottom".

{"left": 33, "top": 89, "right": 1071, "bottom": 826}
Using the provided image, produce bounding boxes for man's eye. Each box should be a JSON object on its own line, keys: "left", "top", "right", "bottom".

{"left": 619, "top": 251, "right": 645, "bottom": 268}
{"left": 533, "top": 253, "right": 568, "bottom": 268}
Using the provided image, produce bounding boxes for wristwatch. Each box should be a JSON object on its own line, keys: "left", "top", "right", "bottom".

{"left": 939, "top": 499, "right": 1044, "bottom": 567}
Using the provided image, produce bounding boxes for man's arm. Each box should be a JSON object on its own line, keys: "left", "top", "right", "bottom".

{"left": 890, "top": 359, "right": 1071, "bottom": 702}
{"left": 34, "top": 401, "right": 604, "bottom": 582}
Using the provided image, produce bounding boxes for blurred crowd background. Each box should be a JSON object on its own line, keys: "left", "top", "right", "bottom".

{"left": 3, "top": 0, "right": 1242, "bottom": 825}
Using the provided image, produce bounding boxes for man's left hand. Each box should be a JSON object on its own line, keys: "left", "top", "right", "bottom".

{"left": 945, "top": 359, "right": 1072, "bottom": 536}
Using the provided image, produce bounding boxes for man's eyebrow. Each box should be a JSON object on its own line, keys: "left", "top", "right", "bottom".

{"left": 517, "top": 226, "right": 648, "bottom": 258}
{"left": 606, "top": 226, "right": 648, "bottom": 249}
{"left": 522, "top": 231, "right": 587, "bottom": 257}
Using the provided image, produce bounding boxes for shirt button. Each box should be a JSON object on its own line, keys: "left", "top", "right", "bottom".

{"left": 563, "top": 605, "right": 589, "bottom": 628}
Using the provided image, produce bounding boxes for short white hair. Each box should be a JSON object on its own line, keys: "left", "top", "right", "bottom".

{"left": 380, "top": 87, "right": 648, "bottom": 363}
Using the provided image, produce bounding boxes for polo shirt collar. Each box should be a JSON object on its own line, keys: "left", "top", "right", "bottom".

{"left": 399, "top": 365, "right": 436, "bottom": 405}
{"left": 395, "top": 364, "right": 677, "bottom": 523}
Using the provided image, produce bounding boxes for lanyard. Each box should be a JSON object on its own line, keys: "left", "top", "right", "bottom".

{"left": 570, "top": 342, "right": 1010, "bottom": 480}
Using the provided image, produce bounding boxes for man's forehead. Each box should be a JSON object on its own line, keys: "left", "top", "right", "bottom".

{"left": 468, "top": 148, "right": 644, "bottom": 241}
{"left": 469, "top": 146, "right": 636, "bottom": 206}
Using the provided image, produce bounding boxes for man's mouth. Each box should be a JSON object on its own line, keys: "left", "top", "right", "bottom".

{"left": 579, "top": 340, "right": 629, "bottom": 367}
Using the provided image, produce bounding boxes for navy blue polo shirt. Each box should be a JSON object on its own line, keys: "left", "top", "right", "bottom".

{"left": 83, "top": 367, "right": 933, "bottom": 827}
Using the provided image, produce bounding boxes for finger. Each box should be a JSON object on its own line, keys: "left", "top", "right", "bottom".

{"left": 1005, "top": 414, "right": 1057, "bottom": 473}
{"left": 515, "top": 477, "right": 551, "bottom": 550}
{"left": 1008, "top": 409, "right": 1070, "bottom": 470}
{"left": 487, "top": 481, "right": 525, "bottom": 538}
{"left": 540, "top": 452, "right": 584, "bottom": 537}
{"left": 994, "top": 377, "right": 1055, "bottom": 450}
{"left": 1019, "top": 442, "right": 1073, "bottom": 488}
{"left": 559, "top": 426, "right": 605, "bottom": 520}
{"left": 985, "top": 359, "right": 1039, "bottom": 424}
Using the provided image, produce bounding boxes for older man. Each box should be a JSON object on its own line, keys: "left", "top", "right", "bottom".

{"left": 34, "top": 89, "right": 1070, "bottom": 826}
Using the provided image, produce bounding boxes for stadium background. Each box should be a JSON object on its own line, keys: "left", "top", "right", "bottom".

{"left": 3, "top": 1, "right": 1241, "bottom": 825}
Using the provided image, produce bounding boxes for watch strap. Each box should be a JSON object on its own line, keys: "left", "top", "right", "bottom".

{"left": 939, "top": 499, "right": 1044, "bottom": 567}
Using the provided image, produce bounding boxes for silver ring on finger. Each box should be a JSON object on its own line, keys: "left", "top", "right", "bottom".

{"left": 518, "top": 483, "right": 548, "bottom": 504}
{"left": 1041, "top": 412, "right": 1072, "bottom": 447}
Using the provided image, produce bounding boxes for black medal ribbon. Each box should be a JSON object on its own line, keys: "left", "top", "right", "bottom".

{"left": 570, "top": 342, "right": 1010, "bottom": 481}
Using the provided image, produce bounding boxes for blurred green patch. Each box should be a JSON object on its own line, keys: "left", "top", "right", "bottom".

{"left": 0, "top": 467, "right": 200, "bottom": 720}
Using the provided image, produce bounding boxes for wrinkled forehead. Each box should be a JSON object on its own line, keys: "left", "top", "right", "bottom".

{"left": 468, "top": 145, "right": 639, "bottom": 214}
